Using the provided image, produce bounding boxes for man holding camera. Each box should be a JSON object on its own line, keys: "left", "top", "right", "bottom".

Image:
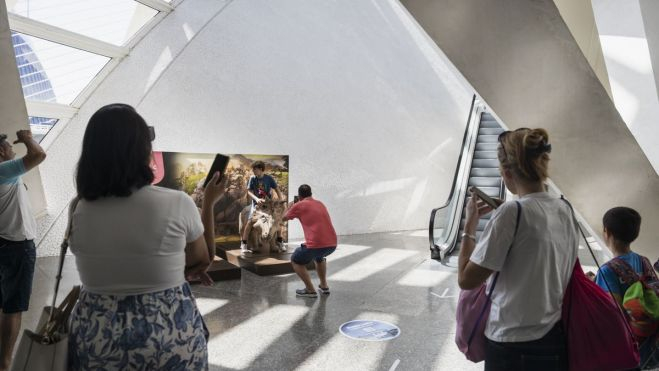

{"left": 0, "top": 130, "right": 46, "bottom": 371}
{"left": 283, "top": 184, "right": 337, "bottom": 298}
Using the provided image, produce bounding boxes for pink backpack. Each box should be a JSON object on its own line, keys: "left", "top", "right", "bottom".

{"left": 562, "top": 197, "right": 640, "bottom": 370}
{"left": 562, "top": 259, "right": 640, "bottom": 370}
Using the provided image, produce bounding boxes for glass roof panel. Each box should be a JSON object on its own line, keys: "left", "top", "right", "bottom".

{"left": 28, "top": 116, "right": 59, "bottom": 143}
{"left": 12, "top": 32, "right": 110, "bottom": 104}
{"left": 7, "top": 0, "right": 158, "bottom": 46}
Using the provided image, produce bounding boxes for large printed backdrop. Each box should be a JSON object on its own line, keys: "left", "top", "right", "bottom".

{"left": 151, "top": 152, "right": 289, "bottom": 248}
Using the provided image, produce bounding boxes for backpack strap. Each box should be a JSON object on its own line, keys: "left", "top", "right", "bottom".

{"left": 606, "top": 258, "right": 640, "bottom": 286}
{"left": 641, "top": 256, "right": 659, "bottom": 281}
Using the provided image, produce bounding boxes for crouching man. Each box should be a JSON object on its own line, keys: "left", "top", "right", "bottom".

{"left": 283, "top": 184, "right": 336, "bottom": 298}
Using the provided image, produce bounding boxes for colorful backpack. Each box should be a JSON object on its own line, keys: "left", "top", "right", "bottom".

{"left": 607, "top": 256, "right": 659, "bottom": 339}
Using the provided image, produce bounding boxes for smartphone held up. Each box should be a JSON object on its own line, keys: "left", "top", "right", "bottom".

{"left": 470, "top": 186, "right": 500, "bottom": 209}
{"left": 203, "top": 154, "right": 230, "bottom": 187}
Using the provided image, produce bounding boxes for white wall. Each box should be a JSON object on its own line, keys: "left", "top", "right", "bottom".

{"left": 592, "top": 0, "right": 659, "bottom": 175}
{"left": 640, "top": 0, "right": 659, "bottom": 111}
{"left": 553, "top": 0, "right": 612, "bottom": 98}
{"left": 35, "top": 0, "right": 473, "bottom": 255}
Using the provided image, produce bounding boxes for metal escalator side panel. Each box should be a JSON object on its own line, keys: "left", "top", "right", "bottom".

{"left": 429, "top": 95, "right": 481, "bottom": 258}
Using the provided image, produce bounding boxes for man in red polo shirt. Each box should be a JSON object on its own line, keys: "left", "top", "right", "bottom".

{"left": 283, "top": 184, "right": 337, "bottom": 298}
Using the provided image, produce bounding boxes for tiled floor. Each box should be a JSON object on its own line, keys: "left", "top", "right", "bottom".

{"left": 21, "top": 230, "right": 610, "bottom": 370}
{"left": 25, "top": 231, "right": 479, "bottom": 370}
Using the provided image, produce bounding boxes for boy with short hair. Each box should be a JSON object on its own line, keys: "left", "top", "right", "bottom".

{"left": 240, "top": 161, "right": 283, "bottom": 253}
{"left": 595, "top": 207, "right": 658, "bottom": 368}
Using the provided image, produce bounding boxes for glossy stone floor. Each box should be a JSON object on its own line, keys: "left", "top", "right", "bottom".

{"left": 25, "top": 230, "right": 483, "bottom": 371}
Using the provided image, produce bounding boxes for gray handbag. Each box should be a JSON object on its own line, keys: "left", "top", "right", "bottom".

{"left": 10, "top": 198, "right": 80, "bottom": 371}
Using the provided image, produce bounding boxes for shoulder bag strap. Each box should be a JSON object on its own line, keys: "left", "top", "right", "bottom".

{"left": 46, "top": 196, "right": 80, "bottom": 325}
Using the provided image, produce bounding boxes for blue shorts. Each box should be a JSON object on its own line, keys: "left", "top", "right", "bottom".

{"left": 0, "top": 239, "right": 36, "bottom": 313}
{"left": 291, "top": 244, "right": 336, "bottom": 265}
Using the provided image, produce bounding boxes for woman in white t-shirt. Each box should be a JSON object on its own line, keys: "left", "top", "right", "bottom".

{"left": 67, "top": 104, "right": 225, "bottom": 370}
{"left": 458, "top": 128, "right": 578, "bottom": 370}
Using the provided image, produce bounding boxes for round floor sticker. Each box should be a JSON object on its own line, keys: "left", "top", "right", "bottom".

{"left": 339, "top": 320, "right": 401, "bottom": 341}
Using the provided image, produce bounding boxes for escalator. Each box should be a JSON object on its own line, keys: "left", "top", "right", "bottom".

{"left": 456, "top": 113, "right": 505, "bottom": 247}
{"left": 429, "top": 97, "right": 506, "bottom": 262}
{"left": 429, "top": 97, "right": 608, "bottom": 266}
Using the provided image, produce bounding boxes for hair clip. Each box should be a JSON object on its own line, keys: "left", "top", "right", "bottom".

{"left": 528, "top": 142, "right": 551, "bottom": 156}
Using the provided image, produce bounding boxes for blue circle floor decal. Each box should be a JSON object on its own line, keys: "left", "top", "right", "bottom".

{"left": 339, "top": 320, "right": 401, "bottom": 341}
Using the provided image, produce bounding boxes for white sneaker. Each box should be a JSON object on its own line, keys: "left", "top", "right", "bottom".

{"left": 240, "top": 242, "right": 252, "bottom": 254}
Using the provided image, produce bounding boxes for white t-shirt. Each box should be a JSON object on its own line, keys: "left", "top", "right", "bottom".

{"left": 0, "top": 159, "right": 37, "bottom": 241}
{"left": 470, "top": 192, "right": 578, "bottom": 342}
{"left": 70, "top": 186, "right": 204, "bottom": 295}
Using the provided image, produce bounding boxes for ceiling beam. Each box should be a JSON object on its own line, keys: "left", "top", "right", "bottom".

{"left": 8, "top": 13, "right": 128, "bottom": 58}
{"left": 25, "top": 100, "right": 78, "bottom": 119}
{"left": 135, "top": 0, "right": 174, "bottom": 13}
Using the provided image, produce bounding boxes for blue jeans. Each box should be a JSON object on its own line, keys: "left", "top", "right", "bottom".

{"left": 291, "top": 245, "right": 336, "bottom": 265}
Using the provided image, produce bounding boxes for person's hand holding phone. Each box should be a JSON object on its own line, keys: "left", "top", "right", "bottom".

{"left": 465, "top": 187, "right": 499, "bottom": 233}
{"left": 470, "top": 186, "right": 502, "bottom": 210}
{"left": 465, "top": 191, "right": 483, "bottom": 234}
{"left": 203, "top": 172, "right": 226, "bottom": 206}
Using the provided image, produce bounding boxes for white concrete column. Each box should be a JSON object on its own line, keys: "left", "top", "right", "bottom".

{"left": 592, "top": 0, "right": 659, "bottom": 175}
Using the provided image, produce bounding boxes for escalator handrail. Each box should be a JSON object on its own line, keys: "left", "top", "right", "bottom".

{"left": 429, "top": 94, "right": 478, "bottom": 251}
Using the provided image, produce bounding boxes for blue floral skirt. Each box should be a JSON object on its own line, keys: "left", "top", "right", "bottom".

{"left": 68, "top": 283, "right": 208, "bottom": 370}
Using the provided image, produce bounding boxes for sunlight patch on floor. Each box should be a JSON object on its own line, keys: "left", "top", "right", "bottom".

{"left": 194, "top": 297, "right": 230, "bottom": 316}
{"left": 207, "top": 304, "right": 309, "bottom": 369}
{"left": 397, "top": 267, "right": 452, "bottom": 288}
{"left": 329, "top": 248, "right": 418, "bottom": 282}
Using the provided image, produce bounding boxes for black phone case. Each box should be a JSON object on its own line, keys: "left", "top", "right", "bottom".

{"left": 203, "top": 154, "right": 230, "bottom": 187}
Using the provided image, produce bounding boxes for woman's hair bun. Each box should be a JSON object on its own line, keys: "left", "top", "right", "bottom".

{"left": 523, "top": 128, "right": 551, "bottom": 156}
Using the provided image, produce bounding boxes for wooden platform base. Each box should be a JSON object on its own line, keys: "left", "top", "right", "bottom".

{"left": 189, "top": 256, "right": 242, "bottom": 283}
{"left": 220, "top": 246, "right": 315, "bottom": 276}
